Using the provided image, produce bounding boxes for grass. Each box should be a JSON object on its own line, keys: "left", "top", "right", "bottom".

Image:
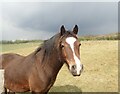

{"left": 0, "top": 43, "right": 41, "bottom": 55}
{"left": 0, "top": 40, "right": 118, "bottom": 92}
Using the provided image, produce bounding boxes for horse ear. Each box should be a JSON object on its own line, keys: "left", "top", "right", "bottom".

{"left": 73, "top": 25, "right": 78, "bottom": 35}
{"left": 60, "top": 25, "right": 66, "bottom": 36}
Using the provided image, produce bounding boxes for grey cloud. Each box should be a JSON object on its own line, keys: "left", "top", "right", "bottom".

{"left": 1, "top": 2, "right": 118, "bottom": 40}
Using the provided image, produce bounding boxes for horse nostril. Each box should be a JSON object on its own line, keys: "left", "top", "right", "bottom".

{"left": 81, "top": 64, "right": 83, "bottom": 71}
{"left": 71, "top": 65, "right": 76, "bottom": 70}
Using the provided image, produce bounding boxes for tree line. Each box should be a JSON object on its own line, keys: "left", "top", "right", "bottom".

{"left": 0, "top": 33, "right": 119, "bottom": 44}
{"left": 0, "top": 40, "right": 43, "bottom": 44}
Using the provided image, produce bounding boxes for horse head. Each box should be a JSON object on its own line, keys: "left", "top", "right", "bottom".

{"left": 59, "top": 25, "right": 83, "bottom": 76}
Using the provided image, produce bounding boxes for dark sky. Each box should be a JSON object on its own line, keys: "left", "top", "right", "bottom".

{"left": 1, "top": 2, "right": 118, "bottom": 40}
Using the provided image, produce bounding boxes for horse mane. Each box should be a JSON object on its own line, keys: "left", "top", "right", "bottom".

{"left": 34, "top": 34, "right": 60, "bottom": 55}
{"left": 34, "top": 46, "right": 42, "bottom": 55}
{"left": 34, "top": 31, "right": 77, "bottom": 55}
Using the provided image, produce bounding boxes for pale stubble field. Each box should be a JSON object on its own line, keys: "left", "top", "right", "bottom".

{"left": 0, "top": 40, "right": 118, "bottom": 92}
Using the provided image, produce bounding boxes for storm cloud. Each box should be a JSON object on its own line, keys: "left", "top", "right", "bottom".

{"left": 1, "top": 2, "right": 118, "bottom": 40}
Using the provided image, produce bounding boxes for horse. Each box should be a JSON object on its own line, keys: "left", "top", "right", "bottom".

{"left": 0, "top": 25, "right": 83, "bottom": 94}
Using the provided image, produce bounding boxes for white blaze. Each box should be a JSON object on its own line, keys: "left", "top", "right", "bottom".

{"left": 66, "top": 37, "right": 82, "bottom": 75}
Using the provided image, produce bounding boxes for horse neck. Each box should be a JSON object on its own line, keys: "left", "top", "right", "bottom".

{"left": 44, "top": 48, "right": 63, "bottom": 77}
{"left": 35, "top": 35, "right": 64, "bottom": 78}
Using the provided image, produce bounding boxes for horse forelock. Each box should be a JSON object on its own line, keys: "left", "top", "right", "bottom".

{"left": 59, "top": 31, "right": 78, "bottom": 43}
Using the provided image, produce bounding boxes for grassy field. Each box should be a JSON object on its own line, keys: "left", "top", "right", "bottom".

{"left": 0, "top": 40, "right": 118, "bottom": 92}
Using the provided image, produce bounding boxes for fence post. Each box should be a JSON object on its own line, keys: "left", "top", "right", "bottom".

{"left": 0, "top": 69, "right": 4, "bottom": 94}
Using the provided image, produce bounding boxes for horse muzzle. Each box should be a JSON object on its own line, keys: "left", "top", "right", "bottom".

{"left": 70, "top": 64, "right": 83, "bottom": 76}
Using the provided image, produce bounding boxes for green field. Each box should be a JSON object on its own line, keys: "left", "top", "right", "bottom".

{"left": 0, "top": 40, "right": 118, "bottom": 92}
